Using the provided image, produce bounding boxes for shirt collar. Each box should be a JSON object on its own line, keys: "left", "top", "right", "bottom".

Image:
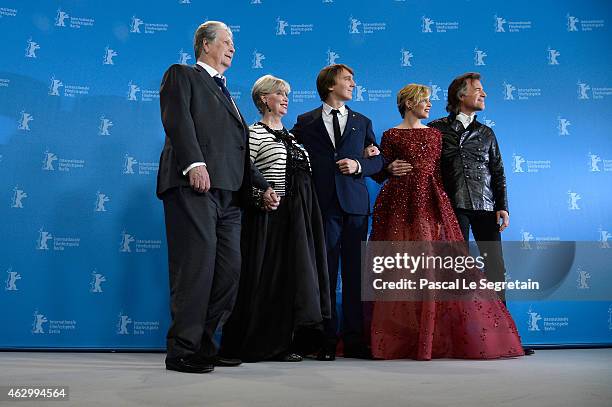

{"left": 197, "top": 61, "right": 225, "bottom": 84}
{"left": 323, "top": 103, "right": 347, "bottom": 116}
{"left": 456, "top": 111, "right": 476, "bottom": 129}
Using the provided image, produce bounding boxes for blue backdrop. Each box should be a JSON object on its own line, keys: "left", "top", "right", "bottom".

{"left": 1, "top": 0, "right": 611, "bottom": 349}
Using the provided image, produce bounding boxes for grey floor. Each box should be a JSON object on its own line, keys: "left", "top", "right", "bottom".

{"left": 0, "top": 349, "right": 610, "bottom": 407}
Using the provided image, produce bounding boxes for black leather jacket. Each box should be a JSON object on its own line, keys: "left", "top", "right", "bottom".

{"left": 428, "top": 114, "right": 508, "bottom": 213}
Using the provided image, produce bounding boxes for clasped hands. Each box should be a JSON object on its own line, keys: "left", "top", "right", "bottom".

{"left": 188, "top": 166, "right": 280, "bottom": 211}
{"left": 262, "top": 187, "right": 280, "bottom": 211}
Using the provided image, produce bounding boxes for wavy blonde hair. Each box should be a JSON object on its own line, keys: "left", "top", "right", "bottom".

{"left": 397, "top": 84, "right": 430, "bottom": 118}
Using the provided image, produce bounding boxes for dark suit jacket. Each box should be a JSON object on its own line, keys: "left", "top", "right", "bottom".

{"left": 157, "top": 63, "right": 268, "bottom": 201}
{"left": 291, "top": 106, "right": 383, "bottom": 215}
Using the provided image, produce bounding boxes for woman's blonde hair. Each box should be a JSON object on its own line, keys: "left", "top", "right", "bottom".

{"left": 397, "top": 84, "right": 430, "bottom": 118}
{"left": 252, "top": 75, "right": 291, "bottom": 114}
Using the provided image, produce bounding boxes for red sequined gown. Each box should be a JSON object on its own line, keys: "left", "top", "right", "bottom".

{"left": 369, "top": 127, "right": 524, "bottom": 360}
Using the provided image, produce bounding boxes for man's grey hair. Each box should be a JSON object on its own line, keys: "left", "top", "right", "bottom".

{"left": 193, "top": 21, "right": 232, "bottom": 60}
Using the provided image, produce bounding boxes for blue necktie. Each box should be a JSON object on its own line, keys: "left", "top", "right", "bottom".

{"left": 213, "top": 76, "right": 233, "bottom": 104}
{"left": 213, "top": 75, "right": 244, "bottom": 140}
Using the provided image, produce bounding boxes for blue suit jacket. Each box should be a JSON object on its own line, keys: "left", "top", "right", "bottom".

{"left": 291, "top": 106, "right": 383, "bottom": 215}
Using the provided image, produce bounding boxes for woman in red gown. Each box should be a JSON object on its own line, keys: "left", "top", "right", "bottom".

{"left": 369, "top": 84, "right": 524, "bottom": 360}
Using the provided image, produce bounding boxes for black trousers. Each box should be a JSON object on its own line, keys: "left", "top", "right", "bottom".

{"left": 321, "top": 196, "right": 369, "bottom": 351}
{"left": 454, "top": 208, "right": 507, "bottom": 302}
{"left": 163, "top": 187, "right": 241, "bottom": 360}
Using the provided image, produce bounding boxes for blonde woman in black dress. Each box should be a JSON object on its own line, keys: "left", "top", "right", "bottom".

{"left": 221, "top": 75, "right": 331, "bottom": 362}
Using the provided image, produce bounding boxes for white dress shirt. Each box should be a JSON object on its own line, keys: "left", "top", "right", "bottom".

{"left": 322, "top": 102, "right": 348, "bottom": 148}
{"left": 456, "top": 112, "right": 476, "bottom": 129}
{"left": 321, "top": 103, "right": 361, "bottom": 174}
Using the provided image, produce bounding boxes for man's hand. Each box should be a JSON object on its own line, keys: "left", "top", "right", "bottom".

{"left": 188, "top": 165, "right": 211, "bottom": 193}
{"left": 386, "top": 159, "right": 413, "bottom": 176}
{"left": 336, "top": 158, "right": 359, "bottom": 175}
{"left": 262, "top": 187, "right": 280, "bottom": 211}
{"left": 496, "top": 210, "right": 510, "bottom": 232}
{"left": 363, "top": 144, "right": 380, "bottom": 158}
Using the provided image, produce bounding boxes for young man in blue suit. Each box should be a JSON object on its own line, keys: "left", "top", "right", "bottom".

{"left": 291, "top": 64, "right": 383, "bottom": 360}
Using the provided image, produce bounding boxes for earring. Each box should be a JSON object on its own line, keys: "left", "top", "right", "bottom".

{"left": 264, "top": 101, "right": 272, "bottom": 112}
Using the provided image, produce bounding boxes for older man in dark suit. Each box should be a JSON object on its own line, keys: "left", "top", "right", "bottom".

{"left": 291, "top": 64, "right": 383, "bottom": 360}
{"left": 157, "top": 21, "right": 279, "bottom": 373}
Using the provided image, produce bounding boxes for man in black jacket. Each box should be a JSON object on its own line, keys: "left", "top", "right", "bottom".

{"left": 157, "top": 21, "right": 279, "bottom": 373}
{"left": 428, "top": 73, "right": 534, "bottom": 355}
{"left": 427, "top": 72, "right": 509, "bottom": 300}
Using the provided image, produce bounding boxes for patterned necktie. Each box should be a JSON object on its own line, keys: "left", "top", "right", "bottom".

{"left": 331, "top": 109, "right": 341, "bottom": 148}
{"left": 213, "top": 75, "right": 232, "bottom": 104}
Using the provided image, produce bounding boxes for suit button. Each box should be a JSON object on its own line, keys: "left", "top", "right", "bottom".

{"left": 464, "top": 164, "right": 468, "bottom": 168}
{"left": 465, "top": 175, "right": 470, "bottom": 178}
{"left": 334, "top": 153, "right": 338, "bottom": 158}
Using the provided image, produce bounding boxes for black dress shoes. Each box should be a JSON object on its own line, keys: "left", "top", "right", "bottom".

{"left": 210, "top": 356, "right": 243, "bottom": 367}
{"left": 316, "top": 348, "right": 336, "bottom": 361}
{"left": 523, "top": 347, "right": 535, "bottom": 355}
{"left": 165, "top": 356, "right": 214, "bottom": 374}
{"left": 274, "top": 353, "right": 303, "bottom": 362}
